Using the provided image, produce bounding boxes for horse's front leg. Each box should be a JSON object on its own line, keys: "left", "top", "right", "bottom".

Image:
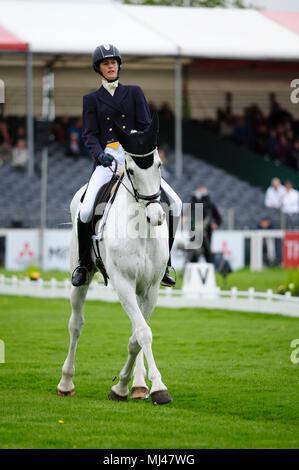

{"left": 109, "top": 279, "right": 171, "bottom": 405}
{"left": 57, "top": 280, "right": 92, "bottom": 396}
{"left": 137, "top": 285, "right": 172, "bottom": 405}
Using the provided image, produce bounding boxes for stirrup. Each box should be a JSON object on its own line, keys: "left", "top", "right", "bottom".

{"left": 160, "top": 265, "right": 177, "bottom": 288}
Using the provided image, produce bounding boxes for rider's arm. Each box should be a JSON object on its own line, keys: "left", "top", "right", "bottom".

{"left": 82, "top": 94, "right": 104, "bottom": 163}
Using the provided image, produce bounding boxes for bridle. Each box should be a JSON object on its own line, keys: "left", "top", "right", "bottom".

{"left": 108, "top": 150, "right": 162, "bottom": 207}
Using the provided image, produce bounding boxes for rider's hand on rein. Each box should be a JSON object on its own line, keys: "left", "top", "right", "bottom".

{"left": 98, "top": 151, "right": 114, "bottom": 167}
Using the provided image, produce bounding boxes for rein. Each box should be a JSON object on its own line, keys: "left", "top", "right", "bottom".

{"left": 107, "top": 154, "right": 161, "bottom": 206}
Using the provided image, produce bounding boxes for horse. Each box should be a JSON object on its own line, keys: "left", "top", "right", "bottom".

{"left": 57, "top": 114, "right": 173, "bottom": 405}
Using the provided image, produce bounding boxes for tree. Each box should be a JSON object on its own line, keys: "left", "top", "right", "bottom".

{"left": 121, "top": 0, "right": 250, "bottom": 7}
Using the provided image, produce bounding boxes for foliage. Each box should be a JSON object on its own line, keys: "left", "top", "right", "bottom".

{"left": 24, "top": 264, "right": 41, "bottom": 281}
{"left": 277, "top": 267, "right": 299, "bottom": 297}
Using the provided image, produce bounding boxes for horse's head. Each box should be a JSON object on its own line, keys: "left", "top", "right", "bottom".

{"left": 113, "top": 113, "right": 165, "bottom": 227}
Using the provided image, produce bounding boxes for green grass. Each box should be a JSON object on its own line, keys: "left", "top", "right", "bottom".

{"left": 0, "top": 266, "right": 288, "bottom": 292}
{"left": 1, "top": 295, "right": 299, "bottom": 449}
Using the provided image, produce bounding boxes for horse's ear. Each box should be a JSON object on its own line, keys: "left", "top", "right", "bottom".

{"left": 111, "top": 113, "right": 158, "bottom": 155}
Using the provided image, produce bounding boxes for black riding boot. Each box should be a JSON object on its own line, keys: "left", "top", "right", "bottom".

{"left": 161, "top": 212, "right": 180, "bottom": 288}
{"left": 71, "top": 218, "right": 93, "bottom": 287}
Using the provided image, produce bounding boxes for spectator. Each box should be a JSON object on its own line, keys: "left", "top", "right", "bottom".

{"left": 264, "top": 177, "right": 286, "bottom": 209}
{"left": 281, "top": 181, "right": 299, "bottom": 214}
{"left": 254, "top": 121, "right": 269, "bottom": 154}
{"left": 256, "top": 216, "right": 277, "bottom": 266}
{"left": 289, "top": 136, "right": 299, "bottom": 171}
{"left": 233, "top": 116, "right": 251, "bottom": 147}
{"left": 218, "top": 111, "right": 235, "bottom": 140}
{"left": 276, "top": 135, "right": 290, "bottom": 164}
{"left": 66, "top": 132, "right": 81, "bottom": 158}
{"left": 11, "top": 138, "right": 29, "bottom": 169}
{"left": 266, "top": 128, "right": 278, "bottom": 159}
{"left": 188, "top": 185, "right": 222, "bottom": 263}
{"left": 158, "top": 148, "right": 170, "bottom": 181}
{"left": 159, "top": 102, "right": 173, "bottom": 120}
{"left": 0, "top": 121, "right": 12, "bottom": 166}
{"left": 268, "top": 101, "right": 292, "bottom": 128}
{"left": 13, "top": 125, "right": 26, "bottom": 145}
{"left": 53, "top": 118, "right": 66, "bottom": 145}
{"left": 60, "top": 115, "right": 70, "bottom": 136}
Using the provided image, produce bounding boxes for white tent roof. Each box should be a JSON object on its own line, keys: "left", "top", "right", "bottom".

{"left": 1, "top": 1, "right": 299, "bottom": 60}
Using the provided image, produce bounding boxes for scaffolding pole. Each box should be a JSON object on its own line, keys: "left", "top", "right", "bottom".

{"left": 175, "top": 56, "right": 183, "bottom": 179}
{"left": 26, "top": 50, "right": 34, "bottom": 177}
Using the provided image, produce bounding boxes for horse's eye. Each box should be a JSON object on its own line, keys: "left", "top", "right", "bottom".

{"left": 158, "top": 162, "right": 162, "bottom": 168}
{"left": 128, "top": 168, "right": 134, "bottom": 176}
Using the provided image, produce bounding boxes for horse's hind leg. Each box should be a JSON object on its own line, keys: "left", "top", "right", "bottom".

{"left": 57, "top": 280, "right": 92, "bottom": 396}
{"left": 110, "top": 280, "right": 171, "bottom": 404}
{"left": 131, "top": 350, "right": 149, "bottom": 399}
{"left": 133, "top": 285, "right": 172, "bottom": 405}
{"left": 109, "top": 333, "right": 141, "bottom": 401}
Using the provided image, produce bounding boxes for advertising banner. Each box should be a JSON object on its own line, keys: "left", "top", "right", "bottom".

{"left": 283, "top": 232, "right": 299, "bottom": 268}
{"left": 211, "top": 231, "right": 245, "bottom": 271}
{"left": 5, "top": 229, "right": 71, "bottom": 271}
{"left": 5, "top": 230, "right": 39, "bottom": 271}
{"left": 43, "top": 230, "right": 71, "bottom": 271}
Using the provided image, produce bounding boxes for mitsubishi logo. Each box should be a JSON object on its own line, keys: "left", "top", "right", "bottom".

{"left": 18, "top": 242, "right": 34, "bottom": 258}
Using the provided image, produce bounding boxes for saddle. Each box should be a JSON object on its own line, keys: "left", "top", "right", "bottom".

{"left": 81, "top": 172, "right": 124, "bottom": 286}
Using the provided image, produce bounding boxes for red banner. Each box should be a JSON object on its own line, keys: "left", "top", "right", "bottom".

{"left": 283, "top": 232, "right": 299, "bottom": 268}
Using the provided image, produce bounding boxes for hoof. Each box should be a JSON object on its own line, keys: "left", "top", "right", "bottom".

{"left": 108, "top": 390, "right": 128, "bottom": 402}
{"left": 130, "top": 386, "right": 149, "bottom": 400}
{"left": 56, "top": 388, "right": 75, "bottom": 397}
{"left": 151, "top": 390, "right": 172, "bottom": 405}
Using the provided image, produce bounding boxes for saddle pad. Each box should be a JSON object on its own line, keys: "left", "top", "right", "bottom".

{"left": 91, "top": 175, "right": 119, "bottom": 235}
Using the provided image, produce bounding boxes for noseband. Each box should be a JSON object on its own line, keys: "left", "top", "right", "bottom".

{"left": 124, "top": 154, "right": 161, "bottom": 206}
{"left": 108, "top": 152, "right": 162, "bottom": 207}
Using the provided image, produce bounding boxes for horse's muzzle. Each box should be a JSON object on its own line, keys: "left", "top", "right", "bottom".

{"left": 146, "top": 202, "right": 165, "bottom": 227}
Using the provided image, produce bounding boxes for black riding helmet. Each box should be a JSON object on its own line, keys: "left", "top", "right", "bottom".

{"left": 92, "top": 44, "right": 122, "bottom": 81}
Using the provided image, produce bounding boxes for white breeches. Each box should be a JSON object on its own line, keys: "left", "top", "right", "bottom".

{"left": 79, "top": 145, "right": 182, "bottom": 223}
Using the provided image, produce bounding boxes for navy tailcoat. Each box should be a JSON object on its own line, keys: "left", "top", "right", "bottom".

{"left": 82, "top": 83, "right": 151, "bottom": 163}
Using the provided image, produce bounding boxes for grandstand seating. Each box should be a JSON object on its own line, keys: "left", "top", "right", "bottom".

{"left": 2, "top": 143, "right": 297, "bottom": 230}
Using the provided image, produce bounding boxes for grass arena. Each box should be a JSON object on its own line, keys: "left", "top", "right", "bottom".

{"left": 1, "top": 267, "right": 299, "bottom": 449}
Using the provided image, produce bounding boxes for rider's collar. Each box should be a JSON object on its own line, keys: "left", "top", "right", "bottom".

{"left": 102, "top": 78, "right": 119, "bottom": 96}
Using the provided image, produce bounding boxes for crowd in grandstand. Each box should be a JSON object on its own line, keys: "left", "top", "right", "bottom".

{"left": 0, "top": 101, "right": 175, "bottom": 168}
{"left": 0, "top": 118, "right": 29, "bottom": 169}
{"left": 1, "top": 100, "right": 299, "bottom": 176}
{"left": 217, "top": 101, "right": 299, "bottom": 171}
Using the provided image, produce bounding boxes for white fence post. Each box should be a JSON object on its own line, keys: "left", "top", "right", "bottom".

{"left": 1, "top": 274, "right": 299, "bottom": 316}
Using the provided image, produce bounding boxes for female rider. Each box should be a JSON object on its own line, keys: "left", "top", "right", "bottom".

{"left": 72, "top": 44, "right": 182, "bottom": 287}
